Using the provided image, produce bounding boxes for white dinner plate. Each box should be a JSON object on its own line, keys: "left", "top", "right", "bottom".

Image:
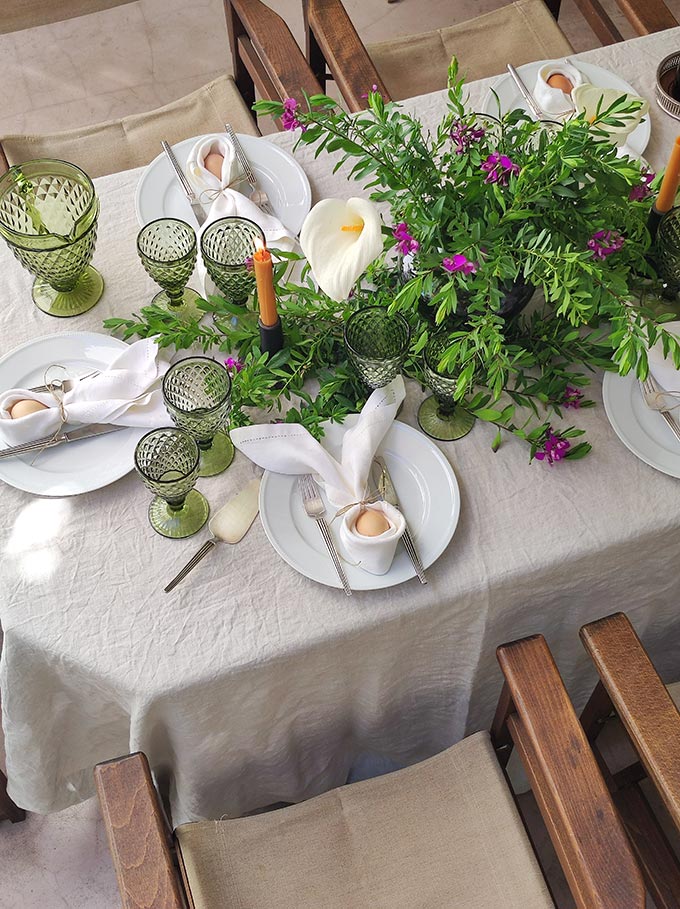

{"left": 482, "top": 60, "right": 651, "bottom": 158}
{"left": 259, "top": 417, "right": 461, "bottom": 590}
{"left": 603, "top": 371, "right": 680, "bottom": 478}
{"left": 0, "top": 332, "right": 145, "bottom": 497}
{"left": 135, "top": 134, "right": 312, "bottom": 235}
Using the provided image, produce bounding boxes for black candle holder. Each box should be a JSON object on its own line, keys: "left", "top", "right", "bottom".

{"left": 259, "top": 317, "right": 284, "bottom": 356}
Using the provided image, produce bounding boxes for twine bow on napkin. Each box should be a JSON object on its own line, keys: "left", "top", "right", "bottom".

{"left": 186, "top": 135, "right": 295, "bottom": 252}
{"left": 0, "top": 337, "right": 171, "bottom": 447}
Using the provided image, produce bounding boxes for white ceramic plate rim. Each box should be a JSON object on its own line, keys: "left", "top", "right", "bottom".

{"left": 603, "top": 370, "right": 680, "bottom": 478}
{"left": 259, "top": 418, "right": 460, "bottom": 590}
{"left": 482, "top": 60, "right": 651, "bottom": 157}
{"left": 134, "top": 133, "right": 312, "bottom": 235}
{"left": 0, "top": 332, "right": 145, "bottom": 496}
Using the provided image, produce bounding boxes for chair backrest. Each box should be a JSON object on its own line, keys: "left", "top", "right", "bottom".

{"left": 0, "top": 0, "right": 136, "bottom": 34}
{"left": 581, "top": 611, "right": 680, "bottom": 829}
{"left": 495, "top": 633, "right": 645, "bottom": 909}
{"left": 0, "top": 0, "right": 323, "bottom": 175}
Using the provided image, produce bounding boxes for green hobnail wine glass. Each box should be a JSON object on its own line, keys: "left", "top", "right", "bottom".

{"left": 657, "top": 207, "right": 680, "bottom": 291}
{"left": 417, "top": 333, "right": 476, "bottom": 441}
{"left": 200, "top": 217, "right": 265, "bottom": 305}
{"left": 344, "top": 305, "right": 411, "bottom": 389}
{"left": 0, "top": 159, "right": 104, "bottom": 317}
{"left": 135, "top": 428, "right": 209, "bottom": 539}
{"left": 137, "top": 218, "right": 202, "bottom": 320}
{"left": 162, "top": 356, "right": 234, "bottom": 477}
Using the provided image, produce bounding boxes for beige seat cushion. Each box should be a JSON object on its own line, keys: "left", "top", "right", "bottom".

{"left": 1, "top": 0, "right": 136, "bottom": 35}
{"left": 368, "top": 0, "right": 573, "bottom": 101}
{"left": 176, "top": 731, "right": 553, "bottom": 909}
{"left": 1, "top": 75, "right": 258, "bottom": 178}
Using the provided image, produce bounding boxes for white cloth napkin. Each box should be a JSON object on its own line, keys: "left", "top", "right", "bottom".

{"left": 186, "top": 135, "right": 296, "bottom": 292}
{"left": 0, "top": 337, "right": 171, "bottom": 446}
{"left": 231, "top": 377, "right": 405, "bottom": 508}
{"left": 340, "top": 501, "right": 405, "bottom": 575}
{"left": 649, "top": 320, "right": 680, "bottom": 393}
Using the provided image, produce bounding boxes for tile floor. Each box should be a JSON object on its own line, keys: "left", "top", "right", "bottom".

{"left": 1, "top": 0, "right": 678, "bottom": 904}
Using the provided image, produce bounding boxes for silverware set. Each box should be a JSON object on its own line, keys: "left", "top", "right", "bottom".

{"left": 298, "top": 460, "right": 427, "bottom": 596}
{"left": 161, "top": 123, "right": 275, "bottom": 228}
{"left": 0, "top": 422, "right": 125, "bottom": 459}
{"left": 639, "top": 373, "right": 680, "bottom": 443}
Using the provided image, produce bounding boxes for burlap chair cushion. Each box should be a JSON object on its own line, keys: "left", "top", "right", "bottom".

{"left": 0, "top": 0, "right": 137, "bottom": 34}
{"left": 368, "top": 0, "right": 573, "bottom": 100}
{"left": 1, "top": 75, "right": 258, "bottom": 178}
{"left": 175, "top": 731, "right": 553, "bottom": 909}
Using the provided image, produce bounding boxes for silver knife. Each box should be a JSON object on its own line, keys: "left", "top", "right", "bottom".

{"left": 506, "top": 64, "right": 546, "bottom": 122}
{"left": 371, "top": 457, "right": 427, "bottom": 584}
{"left": 0, "top": 423, "right": 126, "bottom": 460}
{"left": 160, "top": 140, "right": 206, "bottom": 227}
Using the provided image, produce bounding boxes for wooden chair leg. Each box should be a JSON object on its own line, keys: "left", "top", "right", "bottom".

{"left": 0, "top": 770, "right": 25, "bottom": 823}
{"left": 302, "top": 0, "right": 327, "bottom": 91}
{"left": 490, "top": 680, "right": 515, "bottom": 768}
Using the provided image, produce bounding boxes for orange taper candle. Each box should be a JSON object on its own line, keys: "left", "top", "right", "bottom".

{"left": 656, "top": 136, "right": 680, "bottom": 213}
{"left": 253, "top": 245, "right": 278, "bottom": 327}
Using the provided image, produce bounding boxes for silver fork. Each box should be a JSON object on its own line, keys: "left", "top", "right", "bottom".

{"left": 224, "top": 123, "right": 275, "bottom": 216}
{"left": 298, "top": 474, "right": 352, "bottom": 596}
{"left": 28, "top": 369, "right": 99, "bottom": 395}
{"left": 640, "top": 374, "right": 680, "bottom": 443}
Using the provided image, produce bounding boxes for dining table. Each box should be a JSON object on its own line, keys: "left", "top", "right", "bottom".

{"left": 3, "top": 26, "right": 680, "bottom": 826}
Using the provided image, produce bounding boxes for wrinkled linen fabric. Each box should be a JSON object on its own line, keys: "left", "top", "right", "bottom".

{"left": 2, "top": 31, "right": 680, "bottom": 825}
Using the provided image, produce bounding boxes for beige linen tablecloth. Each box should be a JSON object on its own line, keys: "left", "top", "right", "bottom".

{"left": 3, "top": 29, "right": 680, "bottom": 824}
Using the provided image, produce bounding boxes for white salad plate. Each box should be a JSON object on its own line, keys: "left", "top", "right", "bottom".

{"left": 483, "top": 60, "right": 651, "bottom": 159}
{"left": 0, "top": 332, "right": 145, "bottom": 497}
{"left": 259, "top": 416, "right": 460, "bottom": 590}
{"left": 603, "top": 370, "right": 680, "bottom": 478}
{"left": 135, "top": 134, "right": 312, "bottom": 235}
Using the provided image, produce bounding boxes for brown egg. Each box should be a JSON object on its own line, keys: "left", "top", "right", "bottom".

{"left": 355, "top": 508, "right": 390, "bottom": 537}
{"left": 204, "top": 152, "right": 224, "bottom": 179}
{"left": 10, "top": 399, "right": 49, "bottom": 419}
{"left": 547, "top": 73, "right": 574, "bottom": 95}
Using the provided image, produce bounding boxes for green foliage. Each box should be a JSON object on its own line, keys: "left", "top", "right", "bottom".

{"left": 105, "top": 66, "right": 679, "bottom": 462}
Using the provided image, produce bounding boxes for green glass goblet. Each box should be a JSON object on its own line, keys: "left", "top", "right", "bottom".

{"left": 200, "top": 217, "right": 265, "bottom": 305}
{"left": 657, "top": 207, "right": 680, "bottom": 291}
{"left": 344, "top": 305, "right": 411, "bottom": 389}
{"left": 137, "top": 218, "right": 202, "bottom": 320}
{"left": 135, "top": 428, "right": 209, "bottom": 539}
{"left": 417, "top": 333, "right": 476, "bottom": 441}
{"left": 163, "top": 356, "right": 234, "bottom": 477}
{"left": 0, "top": 159, "right": 104, "bottom": 317}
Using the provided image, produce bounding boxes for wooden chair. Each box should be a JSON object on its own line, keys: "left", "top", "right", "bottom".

{"left": 95, "top": 634, "right": 644, "bottom": 909}
{"left": 580, "top": 611, "right": 680, "bottom": 909}
{"left": 302, "top": 0, "right": 679, "bottom": 113}
{"left": 0, "top": 0, "right": 322, "bottom": 177}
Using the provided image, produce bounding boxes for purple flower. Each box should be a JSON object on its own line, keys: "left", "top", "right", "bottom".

{"left": 588, "top": 229, "right": 624, "bottom": 261}
{"left": 534, "top": 428, "right": 571, "bottom": 465}
{"left": 244, "top": 255, "right": 254, "bottom": 272}
{"left": 629, "top": 171, "right": 655, "bottom": 202}
{"left": 281, "top": 98, "right": 306, "bottom": 132}
{"left": 361, "top": 84, "right": 380, "bottom": 100}
{"left": 442, "top": 254, "right": 477, "bottom": 276}
{"left": 480, "top": 152, "right": 520, "bottom": 185}
{"left": 392, "top": 222, "right": 420, "bottom": 256}
{"left": 224, "top": 357, "right": 245, "bottom": 373}
{"left": 562, "top": 386, "right": 583, "bottom": 409}
{"left": 449, "top": 120, "right": 485, "bottom": 154}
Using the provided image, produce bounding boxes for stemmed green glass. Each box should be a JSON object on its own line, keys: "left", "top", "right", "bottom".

{"left": 418, "top": 333, "right": 476, "bottom": 441}
{"left": 200, "top": 217, "right": 265, "bottom": 304}
{"left": 657, "top": 208, "right": 680, "bottom": 290}
{"left": 135, "top": 428, "right": 209, "bottom": 539}
{"left": 0, "top": 159, "right": 104, "bottom": 317}
{"left": 137, "top": 218, "right": 202, "bottom": 320}
{"left": 344, "top": 306, "right": 411, "bottom": 389}
{"left": 162, "top": 357, "right": 234, "bottom": 477}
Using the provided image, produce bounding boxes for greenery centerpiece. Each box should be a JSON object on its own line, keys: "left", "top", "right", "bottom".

{"left": 106, "top": 62, "right": 680, "bottom": 463}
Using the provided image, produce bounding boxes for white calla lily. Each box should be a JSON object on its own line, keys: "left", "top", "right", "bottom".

{"left": 299, "top": 197, "right": 383, "bottom": 301}
{"left": 571, "top": 85, "right": 649, "bottom": 147}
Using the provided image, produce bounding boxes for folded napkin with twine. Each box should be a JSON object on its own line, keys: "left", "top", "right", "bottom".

{"left": 231, "top": 377, "right": 407, "bottom": 574}
{"left": 186, "top": 135, "right": 295, "bottom": 251}
{"left": 0, "top": 337, "right": 171, "bottom": 446}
